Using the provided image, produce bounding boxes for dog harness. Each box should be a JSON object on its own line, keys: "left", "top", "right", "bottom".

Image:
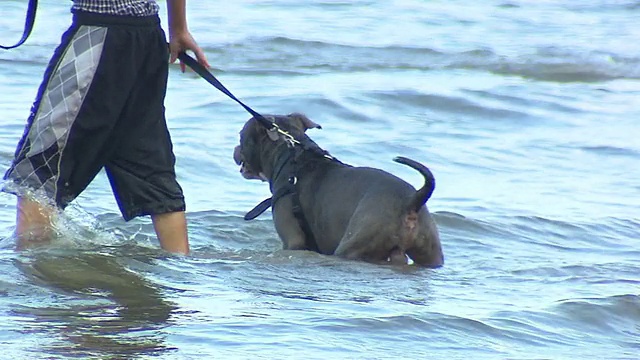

{"left": 245, "top": 132, "right": 345, "bottom": 253}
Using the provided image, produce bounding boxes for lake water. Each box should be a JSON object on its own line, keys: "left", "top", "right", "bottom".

{"left": 1, "top": 1, "right": 639, "bottom": 359}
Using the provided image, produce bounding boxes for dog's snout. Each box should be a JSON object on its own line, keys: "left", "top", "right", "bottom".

{"left": 233, "top": 145, "right": 243, "bottom": 165}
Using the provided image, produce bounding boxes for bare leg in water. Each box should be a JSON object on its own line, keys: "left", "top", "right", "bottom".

{"left": 152, "top": 211, "right": 189, "bottom": 255}
{"left": 15, "top": 197, "right": 55, "bottom": 250}
{"left": 15, "top": 197, "right": 189, "bottom": 254}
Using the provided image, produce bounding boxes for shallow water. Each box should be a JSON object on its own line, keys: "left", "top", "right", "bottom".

{"left": 1, "top": 0, "right": 639, "bottom": 359}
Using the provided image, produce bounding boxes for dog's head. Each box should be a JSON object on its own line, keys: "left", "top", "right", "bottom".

{"left": 233, "top": 113, "right": 321, "bottom": 181}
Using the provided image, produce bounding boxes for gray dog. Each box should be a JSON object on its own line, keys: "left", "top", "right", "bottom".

{"left": 233, "top": 113, "right": 443, "bottom": 267}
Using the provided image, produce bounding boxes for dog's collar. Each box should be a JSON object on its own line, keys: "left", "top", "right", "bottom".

{"left": 243, "top": 138, "right": 344, "bottom": 221}
{"left": 243, "top": 146, "right": 296, "bottom": 221}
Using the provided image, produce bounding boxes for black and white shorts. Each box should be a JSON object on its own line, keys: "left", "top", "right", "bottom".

{"left": 3, "top": 12, "right": 185, "bottom": 221}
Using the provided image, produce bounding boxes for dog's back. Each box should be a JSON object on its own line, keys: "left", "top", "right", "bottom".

{"left": 297, "top": 160, "right": 443, "bottom": 267}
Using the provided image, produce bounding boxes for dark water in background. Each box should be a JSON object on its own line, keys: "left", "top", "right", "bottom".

{"left": 1, "top": 0, "right": 639, "bottom": 359}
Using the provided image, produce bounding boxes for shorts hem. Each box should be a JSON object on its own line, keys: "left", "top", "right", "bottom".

{"left": 122, "top": 199, "right": 186, "bottom": 221}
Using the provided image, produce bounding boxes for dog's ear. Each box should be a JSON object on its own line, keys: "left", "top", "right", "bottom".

{"left": 288, "top": 112, "right": 322, "bottom": 131}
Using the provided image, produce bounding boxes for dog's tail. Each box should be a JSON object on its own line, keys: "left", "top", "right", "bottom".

{"left": 393, "top": 156, "right": 435, "bottom": 212}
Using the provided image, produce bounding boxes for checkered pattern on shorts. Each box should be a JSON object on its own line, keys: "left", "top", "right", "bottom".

{"left": 71, "top": 0, "right": 159, "bottom": 16}
{"left": 3, "top": 25, "right": 107, "bottom": 199}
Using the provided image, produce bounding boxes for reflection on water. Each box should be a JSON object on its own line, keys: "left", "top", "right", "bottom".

{"left": 13, "top": 249, "right": 177, "bottom": 358}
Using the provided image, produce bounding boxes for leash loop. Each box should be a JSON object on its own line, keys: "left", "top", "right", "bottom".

{"left": 1, "top": 0, "right": 38, "bottom": 50}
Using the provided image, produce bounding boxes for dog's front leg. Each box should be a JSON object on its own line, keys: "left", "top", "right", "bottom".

{"left": 272, "top": 195, "right": 307, "bottom": 250}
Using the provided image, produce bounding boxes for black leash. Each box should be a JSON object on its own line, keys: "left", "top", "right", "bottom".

{"left": 177, "top": 51, "right": 276, "bottom": 131}
{"left": 1, "top": 0, "right": 38, "bottom": 50}
{"left": 180, "top": 50, "right": 324, "bottom": 252}
{"left": 178, "top": 51, "right": 322, "bottom": 248}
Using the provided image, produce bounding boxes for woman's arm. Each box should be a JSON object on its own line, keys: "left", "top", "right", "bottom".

{"left": 167, "top": 0, "right": 209, "bottom": 71}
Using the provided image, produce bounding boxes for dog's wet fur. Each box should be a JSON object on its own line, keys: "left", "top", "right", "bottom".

{"left": 233, "top": 113, "right": 443, "bottom": 267}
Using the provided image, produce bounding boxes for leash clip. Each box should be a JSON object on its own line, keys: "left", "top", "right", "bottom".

{"left": 283, "top": 132, "right": 297, "bottom": 148}
{"left": 278, "top": 127, "right": 300, "bottom": 147}
{"left": 267, "top": 124, "right": 300, "bottom": 148}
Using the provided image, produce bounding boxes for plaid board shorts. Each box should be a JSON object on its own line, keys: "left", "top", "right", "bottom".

{"left": 2, "top": 12, "right": 185, "bottom": 221}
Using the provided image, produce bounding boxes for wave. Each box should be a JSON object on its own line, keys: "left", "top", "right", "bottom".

{"left": 365, "top": 89, "right": 531, "bottom": 120}
{"left": 511, "top": 261, "right": 640, "bottom": 284}
{"left": 579, "top": 145, "right": 640, "bottom": 158}
{"left": 487, "top": 295, "right": 640, "bottom": 356}
{"left": 4, "top": 36, "right": 638, "bottom": 83}
{"left": 560, "top": 1, "right": 640, "bottom": 11}
{"left": 431, "top": 211, "right": 640, "bottom": 274}
{"left": 200, "top": 37, "right": 640, "bottom": 82}
{"left": 478, "top": 214, "right": 639, "bottom": 249}
{"left": 552, "top": 295, "right": 640, "bottom": 339}
{"left": 461, "top": 47, "right": 640, "bottom": 82}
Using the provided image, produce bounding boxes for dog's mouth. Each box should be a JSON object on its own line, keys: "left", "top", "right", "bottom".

{"left": 234, "top": 145, "right": 268, "bottom": 181}
{"left": 239, "top": 161, "right": 263, "bottom": 180}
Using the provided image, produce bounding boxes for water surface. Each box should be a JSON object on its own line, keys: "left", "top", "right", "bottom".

{"left": 1, "top": 1, "right": 639, "bottom": 359}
